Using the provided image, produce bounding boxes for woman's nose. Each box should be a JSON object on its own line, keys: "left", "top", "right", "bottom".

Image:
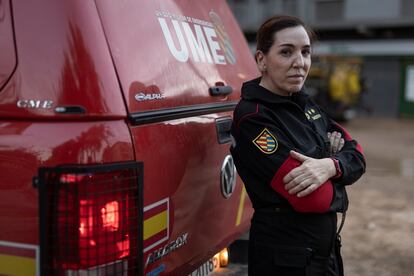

{"left": 293, "top": 53, "right": 304, "bottom": 67}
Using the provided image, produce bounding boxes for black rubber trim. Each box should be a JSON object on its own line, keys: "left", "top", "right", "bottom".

{"left": 128, "top": 102, "right": 237, "bottom": 125}
{"left": 209, "top": 85, "right": 233, "bottom": 96}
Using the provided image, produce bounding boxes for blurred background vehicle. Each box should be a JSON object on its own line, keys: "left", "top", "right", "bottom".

{"left": 306, "top": 56, "right": 370, "bottom": 122}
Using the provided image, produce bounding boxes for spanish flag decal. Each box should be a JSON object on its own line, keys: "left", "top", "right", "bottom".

{"left": 143, "top": 198, "right": 169, "bottom": 253}
{"left": 0, "top": 241, "right": 38, "bottom": 276}
{"left": 253, "top": 128, "right": 278, "bottom": 154}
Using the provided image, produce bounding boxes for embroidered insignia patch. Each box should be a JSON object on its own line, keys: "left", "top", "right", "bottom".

{"left": 305, "top": 108, "right": 321, "bottom": 121}
{"left": 253, "top": 128, "right": 278, "bottom": 154}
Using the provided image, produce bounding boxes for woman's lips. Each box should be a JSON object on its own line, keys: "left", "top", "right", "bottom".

{"left": 287, "top": 75, "right": 304, "bottom": 81}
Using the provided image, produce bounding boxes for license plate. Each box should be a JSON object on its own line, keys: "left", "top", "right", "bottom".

{"left": 189, "top": 255, "right": 219, "bottom": 276}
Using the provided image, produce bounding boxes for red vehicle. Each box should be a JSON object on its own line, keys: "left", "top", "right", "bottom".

{"left": 0, "top": 0, "right": 257, "bottom": 275}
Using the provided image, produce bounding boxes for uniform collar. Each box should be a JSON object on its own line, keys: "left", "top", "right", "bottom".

{"left": 241, "top": 77, "right": 309, "bottom": 105}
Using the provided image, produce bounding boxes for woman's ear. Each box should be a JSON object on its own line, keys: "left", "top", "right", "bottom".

{"left": 255, "top": 50, "right": 266, "bottom": 72}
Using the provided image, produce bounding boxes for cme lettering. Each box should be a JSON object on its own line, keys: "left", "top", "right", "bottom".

{"left": 17, "top": 99, "right": 53, "bottom": 109}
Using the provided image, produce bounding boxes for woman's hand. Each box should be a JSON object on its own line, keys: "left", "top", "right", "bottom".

{"left": 327, "top": 131, "right": 345, "bottom": 154}
{"left": 283, "top": 151, "right": 336, "bottom": 197}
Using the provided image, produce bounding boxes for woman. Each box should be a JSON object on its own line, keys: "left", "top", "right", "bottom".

{"left": 230, "top": 15, "right": 366, "bottom": 275}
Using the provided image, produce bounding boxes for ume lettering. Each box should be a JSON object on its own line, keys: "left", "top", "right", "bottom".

{"left": 158, "top": 17, "right": 226, "bottom": 64}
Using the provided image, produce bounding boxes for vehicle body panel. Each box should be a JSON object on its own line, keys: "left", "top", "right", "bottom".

{"left": 95, "top": 0, "right": 257, "bottom": 113}
{"left": 132, "top": 112, "right": 251, "bottom": 274}
{"left": 0, "top": 0, "right": 126, "bottom": 119}
{"left": 0, "top": 120, "right": 134, "bottom": 274}
{"left": 0, "top": 0, "right": 16, "bottom": 91}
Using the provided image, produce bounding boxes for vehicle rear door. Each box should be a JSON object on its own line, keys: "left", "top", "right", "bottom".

{"left": 95, "top": 0, "right": 258, "bottom": 273}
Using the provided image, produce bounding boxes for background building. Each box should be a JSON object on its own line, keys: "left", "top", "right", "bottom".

{"left": 227, "top": 0, "right": 414, "bottom": 118}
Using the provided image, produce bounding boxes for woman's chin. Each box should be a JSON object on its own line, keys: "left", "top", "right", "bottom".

{"left": 287, "top": 88, "right": 302, "bottom": 94}
{"left": 288, "top": 84, "right": 304, "bottom": 93}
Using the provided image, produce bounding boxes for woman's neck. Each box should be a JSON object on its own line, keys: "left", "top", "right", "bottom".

{"left": 259, "top": 78, "right": 292, "bottom": 97}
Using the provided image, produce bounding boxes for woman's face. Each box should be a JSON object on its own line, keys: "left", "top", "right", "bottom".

{"left": 256, "top": 26, "right": 311, "bottom": 96}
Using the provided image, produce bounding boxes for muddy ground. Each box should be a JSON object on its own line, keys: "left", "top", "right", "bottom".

{"left": 213, "top": 117, "right": 414, "bottom": 276}
{"left": 341, "top": 118, "right": 414, "bottom": 276}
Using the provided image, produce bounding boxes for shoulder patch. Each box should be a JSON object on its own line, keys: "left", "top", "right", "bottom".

{"left": 252, "top": 128, "right": 278, "bottom": 154}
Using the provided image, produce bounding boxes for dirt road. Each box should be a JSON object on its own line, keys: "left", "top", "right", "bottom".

{"left": 341, "top": 118, "right": 414, "bottom": 276}
{"left": 213, "top": 117, "right": 414, "bottom": 276}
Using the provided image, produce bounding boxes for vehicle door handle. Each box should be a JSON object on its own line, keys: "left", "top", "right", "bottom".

{"left": 209, "top": 85, "right": 233, "bottom": 96}
{"left": 216, "top": 117, "right": 233, "bottom": 144}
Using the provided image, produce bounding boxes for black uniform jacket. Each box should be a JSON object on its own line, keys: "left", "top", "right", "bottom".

{"left": 230, "top": 78, "right": 366, "bottom": 213}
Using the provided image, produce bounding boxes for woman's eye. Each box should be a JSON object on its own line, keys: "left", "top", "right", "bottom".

{"left": 302, "top": 49, "right": 311, "bottom": 56}
{"left": 280, "top": 49, "right": 292, "bottom": 56}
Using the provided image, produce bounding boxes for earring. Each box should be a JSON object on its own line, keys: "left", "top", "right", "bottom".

{"left": 262, "top": 65, "right": 267, "bottom": 72}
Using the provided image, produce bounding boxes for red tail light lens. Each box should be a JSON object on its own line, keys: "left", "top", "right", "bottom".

{"left": 39, "top": 163, "right": 142, "bottom": 275}
{"left": 101, "top": 200, "right": 120, "bottom": 231}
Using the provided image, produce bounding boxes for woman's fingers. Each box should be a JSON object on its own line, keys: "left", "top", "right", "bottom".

{"left": 289, "top": 150, "right": 310, "bottom": 162}
{"left": 286, "top": 177, "right": 313, "bottom": 195}
{"left": 297, "top": 183, "right": 319, "bottom": 197}
{"left": 329, "top": 131, "right": 344, "bottom": 154}
{"left": 338, "top": 138, "right": 345, "bottom": 152}
{"left": 284, "top": 171, "right": 309, "bottom": 192}
{"left": 331, "top": 131, "right": 340, "bottom": 153}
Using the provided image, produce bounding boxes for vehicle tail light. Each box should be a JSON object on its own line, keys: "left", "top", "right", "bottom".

{"left": 38, "top": 162, "right": 143, "bottom": 275}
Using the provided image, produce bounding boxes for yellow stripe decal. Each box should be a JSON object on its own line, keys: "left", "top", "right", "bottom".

{"left": 143, "top": 210, "right": 168, "bottom": 240}
{"left": 0, "top": 254, "right": 36, "bottom": 276}
{"left": 235, "top": 185, "right": 247, "bottom": 226}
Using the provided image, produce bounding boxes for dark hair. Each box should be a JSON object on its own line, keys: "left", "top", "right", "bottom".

{"left": 256, "top": 15, "right": 316, "bottom": 55}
